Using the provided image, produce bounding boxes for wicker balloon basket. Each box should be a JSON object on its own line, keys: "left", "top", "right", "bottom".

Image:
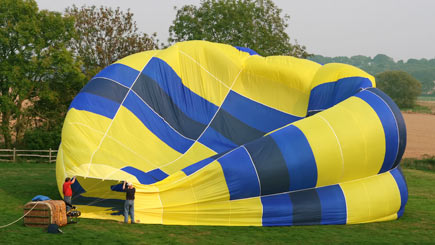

{"left": 23, "top": 200, "right": 67, "bottom": 227}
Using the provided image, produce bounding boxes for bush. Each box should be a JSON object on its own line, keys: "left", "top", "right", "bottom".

{"left": 402, "top": 156, "right": 435, "bottom": 172}
{"left": 21, "top": 127, "right": 61, "bottom": 150}
{"left": 375, "top": 70, "right": 421, "bottom": 108}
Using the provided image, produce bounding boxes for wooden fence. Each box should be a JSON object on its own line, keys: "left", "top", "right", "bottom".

{"left": 0, "top": 148, "right": 57, "bottom": 163}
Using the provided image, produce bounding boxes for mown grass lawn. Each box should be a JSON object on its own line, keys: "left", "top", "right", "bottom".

{"left": 0, "top": 162, "right": 434, "bottom": 244}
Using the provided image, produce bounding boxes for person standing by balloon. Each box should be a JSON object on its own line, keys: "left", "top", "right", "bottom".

{"left": 63, "top": 176, "right": 76, "bottom": 212}
{"left": 122, "top": 181, "right": 136, "bottom": 224}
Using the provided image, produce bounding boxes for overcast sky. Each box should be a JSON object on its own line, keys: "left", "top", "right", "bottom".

{"left": 35, "top": 0, "right": 435, "bottom": 61}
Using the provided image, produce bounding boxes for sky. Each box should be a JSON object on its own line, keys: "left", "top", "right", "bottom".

{"left": 34, "top": 0, "right": 435, "bottom": 61}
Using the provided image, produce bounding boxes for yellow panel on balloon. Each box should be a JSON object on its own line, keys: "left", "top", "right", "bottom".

{"left": 310, "top": 63, "right": 375, "bottom": 89}
{"left": 90, "top": 106, "right": 182, "bottom": 173}
{"left": 319, "top": 97, "right": 385, "bottom": 182}
{"left": 115, "top": 50, "right": 159, "bottom": 72}
{"left": 60, "top": 109, "right": 112, "bottom": 173}
{"left": 340, "top": 171, "right": 401, "bottom": 224}
{"left": 232, "top": 55, "right": 320, "bottom": 117}
{"left": 228, "top": 197, "right": 263, "bottom": 226}
{"left": 293, "top": 116, "right": 344, "bottom": 187}
{"left": 156, "top": 41, "right": 244, "bottom": 106}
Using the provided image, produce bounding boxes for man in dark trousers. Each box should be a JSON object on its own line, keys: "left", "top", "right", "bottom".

{"left": 122, "top": 181, "right": 136, "bottom": 224}
{"left": 63, "top": 176, "right": 76, "bottom": 212}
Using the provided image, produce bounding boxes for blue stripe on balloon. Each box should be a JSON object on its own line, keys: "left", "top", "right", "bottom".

{"left": 390, "top": 167, "right": 408, "bottom": 218}
{"left": 142, "top": 57, "right": 219, "bottom": 125}
{"left": 69, "top": 92, "right": 120, "bottom": 119}
{"left": 218, "top": 147, "right": 260, "bottom": 200}
{"left": 316, "top": 185, "right": 347, "bottom": 225}
{"left": 182, "top": 157, "right": 216, "bottom": 176}
{"left": 122, "top": 91, "right": 194, "bottom": 154}
{"left": 270, "top": 125, "right": 317, "bottom": 191}
{"left": 234, "top": 46, "right": 259, "bottom": 56}
{"left": 121, "top": 166, "right": 169, "bottom": 184}
{"left": 355, "top": 89, "right": 399, "bottom": 173}
{"left": 198, "top": 127, "right": 238, "bottom": 153}
{"left": 121, "top": 166, "right": 158, "bottom": 184}
{"left": 261, "top": 194, "right": 293, "bottom": 226}
{"left": 93, "top": 63, "right": 139, "bottom": 88}
{"left": 147, "top": 168, "right": 169, "bottom": 181}
{"left": 222, "top": 91, "right": 302, "bottom": 132}
{"left": 308, "top": 77, "right": 373, "bottom": 112}
{"left": 365, "top": 88, "right": 407, "bottom": 169}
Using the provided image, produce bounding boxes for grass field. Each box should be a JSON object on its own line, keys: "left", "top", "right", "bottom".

{"left": 0, "top": 162, "right": 434, "bottom": 244}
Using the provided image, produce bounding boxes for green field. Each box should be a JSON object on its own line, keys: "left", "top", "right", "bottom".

{"left": 0, "top": 162, "right": 434, "bottom": 244}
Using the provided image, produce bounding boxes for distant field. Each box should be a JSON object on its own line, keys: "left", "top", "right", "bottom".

{"left": 402, "top": 112, "right": 435, "bottom": 158}
{"left": 418, "top": 95, "right": 435, "bottom": 101}
{"left": 0, "top": 162, "right": 434, "bottom": 244}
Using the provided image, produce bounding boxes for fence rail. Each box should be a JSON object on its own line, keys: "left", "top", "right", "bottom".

{"left": 0, "top": 148, "right": 57, "bottom": 163}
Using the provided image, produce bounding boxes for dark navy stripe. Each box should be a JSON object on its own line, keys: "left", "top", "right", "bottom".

{"left": 123, "top": 92, "right": 193, "bottom": 153}
{"left": 261, "top": 194, "right": 292, "bottom": 226}
{"left": 80, "top": 77, "right": 128, "bottom": 104}
{"left": 71, "top": 179, "right": 86, "bottom": 197}
{"left": 317, "top": 185, "right": 347, "bottom": 225}
{"left": 198, "top": 127, "right": 238, "bottom": 153}
{"left": 69, "top": 92, "right": 120, "bottom": 119}
{"left": 222, "top": 91, "right": 302, "bottom": 132}
{"left": 210, "top": 109, "right": 265, "bottom": 146}
{"left": 366, "top": 88, "right": 407, "bottom": 169}
{"left": 290, "top": 188, "right": 322, "bottom": 225}
{"left": 218, "top": 147, "right": 260, "bottom": 200}
{"left": 234, "top": 46, "right": 259, "bottom": 56}
{"left": 308, "top": 76, "right": 373, "bottom": 112}
{"left": 270, "top": 125, "right": 317, "bottom": 191}
{"left": 132, "top": 73, "right": 206, "bottom": 140}
{"left": 390, "top": 167, "right": 408, "bottom": 218}
{"left": 355, "top": 89, "right": 399, "bottom": 173}
{"left": 245, "top": 136, "right": 290, "bottom": 195}
{"left": 93, "top": 63, "right": 139, "bottom": 88}
{"left": 143, "top": 58, "right": 219, "bottom": 125}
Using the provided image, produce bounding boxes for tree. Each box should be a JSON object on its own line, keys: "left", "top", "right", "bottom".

{"left": 65, "top": 5, "right": 159, "bottom": 80}
{"left": 168, "top": 0, "right": 309, "bottom": 57}
{"left": 375, "top": 71, "right": 421, "bottom": 109}
{"left": 0, "top": 0, "right": 85, "bottom": 148}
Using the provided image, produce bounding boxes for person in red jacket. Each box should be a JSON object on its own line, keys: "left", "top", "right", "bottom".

{"left": 63, "top": 176, "right": 76, "bottom": 212}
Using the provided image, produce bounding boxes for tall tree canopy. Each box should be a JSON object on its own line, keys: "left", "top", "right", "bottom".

{"left": 0, "top": 0, "right": 84, "bottom": 148}
{"left": 66, "top": 5, "right": 159, "bottom": 80}
{"left": 169, "top": 0, "right": 309, "bottom": 57}
{"left": 375, "top": 71, "right": 421, "bottom": 109}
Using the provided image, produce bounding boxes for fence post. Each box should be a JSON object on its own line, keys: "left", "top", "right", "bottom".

{"left": 13, "top": 148, "right": 16, "bottom": 162}
{"left": 49, "top": 148, "right": 52, "bottom": 163}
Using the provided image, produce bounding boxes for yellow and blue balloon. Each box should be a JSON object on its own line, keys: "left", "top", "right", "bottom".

{"left": 56, "top": 41, "right": 407, "bottom": 226}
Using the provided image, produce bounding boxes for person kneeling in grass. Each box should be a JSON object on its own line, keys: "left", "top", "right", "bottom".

{"left": 123, "top": 181, "right": 136, "bottom": 224}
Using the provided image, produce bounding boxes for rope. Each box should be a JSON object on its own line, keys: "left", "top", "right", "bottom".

{"left": 0, "top": 202, "right": 39, "bottom": 229}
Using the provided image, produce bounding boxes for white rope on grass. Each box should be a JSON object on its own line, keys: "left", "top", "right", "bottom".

{"left": 0, "top": 202, "right": 39, "bottom": 229}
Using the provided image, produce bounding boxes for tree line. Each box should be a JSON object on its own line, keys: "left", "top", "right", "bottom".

{"left": 310, "top": 54, "right": 435, "bottom": 95}
{"left": 1, "top": 0, "right": 307, "bottom": 149}
{"left": 1, "top": 0, "right": 432, "bottom": 149}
